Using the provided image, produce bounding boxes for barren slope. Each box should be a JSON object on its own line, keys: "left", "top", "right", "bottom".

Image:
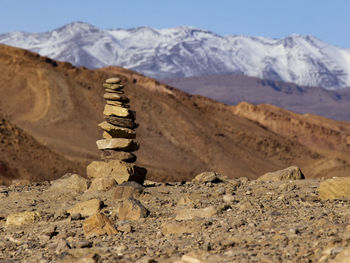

{"left": 0, "top": 44, "right": 349, "bottom": 182}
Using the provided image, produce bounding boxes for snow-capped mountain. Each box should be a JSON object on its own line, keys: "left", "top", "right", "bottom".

{"left": 1, "top": 21, "right": 350, "bottom": 89}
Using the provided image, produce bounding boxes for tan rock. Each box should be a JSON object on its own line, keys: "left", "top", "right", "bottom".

{"left": 113, "top": 181, "right": 144, "bottom": 200}
{"left": 88, "top": 176, "right": 116, "bottom": 192}
{"left": 319, "top": 177, "right": 350, "bottom": 200}
{"left": 106, "top": 100, "right": 129, "bottom": 107}
{"left": 161, "top": 222, "right": 197, "bottom": 235}
{"left": 96, "top": 138, "right": 139, "bottom": 151}
{"left": 258, "top": 166, "right": 305, "bottom": 182}
{"left": 332, "top": 247, "right": 350, "bottom": 263}
{"left": 103, "top": 83, "right": 123, "bottom": 90}
{"left": 192, "top": 172, "right": 226, "bottom": 184}
{"left": 103, "top": 93, "right": 129, "bottom": 102}
{"left": 98, "top": 121, "right": 136, "bottom": 139}
{"left": 175, "top": 206, "right": 217, "bottom": 220}
{"left": 6, "top": 211, "right": 40, "bottom": 227}
{"left": 83, "top": 213, "right": 117, "bottom": 238}
{"left": 104, "top": 115, "right": 137, "bottom": 129}
{"left": 118, "top": 198, "right": 149, "bottom": 220}
{"left": 100, "top": 150, "right": 136, "bottom": 162}
{"left": 67, "top": 199, "right": 102, "bottom": 218}
{"left": 57, "top": 248, "right": 101, "bottom": 263}
{"left": 102, "top": 131, "right": 112, "bottom": 139}
{"left": 105, "top": 77, "right": 121, "bottom": 84}
{"left": 103, "top": 104, "right": 134, "bottom": 118}
{"left": 105, "top": 88, "right": 124, "bottom": 94}
{"left": 50, "top": 174, "right": 88, "bottom": 194}
{"left": 86, "top": 160, "right": 144, "bottom": 184}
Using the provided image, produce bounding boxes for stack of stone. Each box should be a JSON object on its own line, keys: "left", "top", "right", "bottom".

{"left": 87, "top": 77, "right": 146, "bottom": 184}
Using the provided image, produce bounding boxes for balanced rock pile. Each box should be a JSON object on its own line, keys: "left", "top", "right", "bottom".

{"left": 87, "top": 77, "right": 146, "bottom": 184}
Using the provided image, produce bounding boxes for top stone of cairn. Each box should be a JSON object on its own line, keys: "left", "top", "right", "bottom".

{"left": 105, "top": 77, "right": 121, "bottom": 84}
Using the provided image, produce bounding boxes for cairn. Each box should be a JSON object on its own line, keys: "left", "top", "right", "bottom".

{"left": 86, "top": 77, "right": 146, "bottom": 184}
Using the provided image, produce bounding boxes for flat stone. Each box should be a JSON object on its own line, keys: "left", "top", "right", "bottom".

{"left": 113, "top": 181, "right": 145, "bottom": 200}
{"left": 86, "top": 160, "right": 145, "bottom": 184}
{"left": 161, "top": 221, "right": 197, "bottom": 235}
{"left": 83, "top": 213, "right": 117, "bottom": 238}
{"left": 118, "top": 198, "right": 149, "bottom": 220}
{"left": 258, "top": 166, "right": 305, "bottom": 182}
{"left": 106, "top": 100, "right": 129, "bottom": 107}
{"left": 105, "top": 88, "right": 124, "bottom": 94}
{"left": 67, "top": 199, "right": 102, "bottom": 218}
{"left": 175, "top": 206, "right": 217, "bottom": 220}
{"left": 103, "top": 83, "right": 124, "bottom": 90}
{"left": 98, "top": 121, "right": 136, "bottom": 139}
{"left": 96, "top": 138, "right": 139, "bottom": 151}
{"left": 319, "top": 177, "right": 350, "bottom": 200}
{"left": 104, "top": 115, "right": 137, "bottom": 129}
{"left": 100, "top": 150, "right": 137, "bottom": 162}
{"left": 105, "top": 77, "right": 121, "bottom": 84}
{"left": 103, "top": 93, "right": 129, "bottom": 102}
{"left": 6, "top": 211, "right": 40, "bottom": 227}
{"left": 103, "top": 104, "right": 134, "bottom": 118}
{"left": 88, "top": 176, "right": 117, "bottom": 192}
{"left": 50, "top": 173, "right": 88, "bottom": 194}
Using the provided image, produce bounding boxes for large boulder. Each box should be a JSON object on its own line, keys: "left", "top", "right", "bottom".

{"left": 319, "top": 177, "right": 350, "bottom": 200}
{"left": 258, "top": 166, "right": 305, "bottom": 182}
{"left": 86, "top": 160, "right": 145, "bottom": 184}
{"left": 50, "top": 174, "right": 88, "bottom": 194}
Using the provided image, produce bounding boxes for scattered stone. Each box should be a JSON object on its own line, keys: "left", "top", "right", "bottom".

{"left": 118, "top": 198, "right": 149, "bottom": 220}
{"left": 175, "top": 206, "right": 217, "bottom": 220}
{"left": 83, "top": 213, "right": 117, "bottom": 238}
{"left": 113, "top": 181, "right": 145, "bottom": 200}
{"left": 6, "top": 211, "right": 40, "bottom": 227}
{"left": 67, "top": 199, "right": 102, "bottom": 218}
{"left": 50, "top": 173, "right": 88, "bottom": 194}
{"left": 96, "top": 138, "right": 139, "bottom": 151}
{"left": 161, "top": 222, "right": 197, "bottom": 235}
{"left": 192, "top": 172, "right": 226, "bottom": 184}
{"left": 57, "top": 248, "right": 101, "bottom": 263}
{"left": 88, "top": 176, "right": 116, "bottom": 192}
{"left": 319, "top": 177, "right": 350, "bottom": 200}
{"left": 258, "top": 166, "right": 305, "bottom": 182}
{"left": 223, "top": 194, "right": 235, "bottom": 203}
{"left": 332, "top": 247, "right": 350, "bottom": 263}
{"left": 98, "top": 121, "right": 136, "bottom": 139}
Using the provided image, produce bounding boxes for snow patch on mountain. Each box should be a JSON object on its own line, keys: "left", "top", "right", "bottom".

{"left": 1, "top": 21, "right": 350, "bottom": 89}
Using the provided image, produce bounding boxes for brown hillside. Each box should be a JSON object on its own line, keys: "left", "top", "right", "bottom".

{"left": 0, "top": 111, "right": 82, "bottom": 185}
{"left": 0, "top": 44, "right": 349, "bottom": 182}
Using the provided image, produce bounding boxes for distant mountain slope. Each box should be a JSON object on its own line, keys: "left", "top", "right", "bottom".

{"left": 164, "top": 75, "right": 350, "bottom": 121}
{"left": 0, "top": 111, "right": 82, "bottom": 185}
{"left": 1, "top": 22, "right": 350, "bottom": 89}
{"left": 1, "top": 44, "right": 350, "bottom": 183}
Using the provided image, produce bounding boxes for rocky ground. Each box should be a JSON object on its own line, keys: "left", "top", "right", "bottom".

{"left": 1, "top": 170, "right": 350, "bottom": 263}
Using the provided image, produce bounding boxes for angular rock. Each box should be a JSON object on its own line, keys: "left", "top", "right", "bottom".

{"left": 57, "top": 248, "right": 101, "bottom": 263}
{"left": 103, "top": 104, "right": 133, "bottom": 118}
{"left": 118, "top": 198, "right": 149, "bottom": 220}
{"left": 102, "top": 131, "right": 112, "bottom": 139}
{"left": 86, "top": 160, "right": 145, "bottom": 184}
{"left": 98, "top": 121, "right": 136, "bottom": 139}
{"left": 100, "top": 150, "right": 137, "bottom": 163}
{"left": 113, "top": 181, "right": 145, "bottom": 200}
{"left": 88, "top": 176, "right": 117, "bottom": 192}
{"left": 103, "top": 93, "right": 129, "bottom": 103}
{"left": 6, "top": 211, "right": 40, "bottom": 227}
{"left": 175, "top": 206, "right": 217, "bottom": 220}
{"left": 67, "top": 199, "right": 102, "bottom": 218}
{"left": 104, "top": 115, "right": 137, "bottom": 129}
{"left": 105, "top": 77, "right": 121, "bottom": 84}
{"left": 192, "top": 172, "right": 225, "bottom": 184}
{"left": 50, "top": 173, "right": 88, "bottom": 194}
{"left": 258, "top": 166, "right": 305, "bottom": 182}
{"left": 83, "top": 213, "right": 117, "bottom": 238}
{"left": 96, "top": 138, "right": 139, "bottom": 151}
{"left": 319, "top": 177, "right": 350, "bottom": 200}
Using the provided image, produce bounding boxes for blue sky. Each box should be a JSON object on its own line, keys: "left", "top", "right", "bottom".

{"left": 1, "top": 0, "right": 350, "bottom": 48}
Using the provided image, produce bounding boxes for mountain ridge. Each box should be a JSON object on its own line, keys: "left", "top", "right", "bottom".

{"left": 1, "top": 21, "right": 350, "bottom": 89}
